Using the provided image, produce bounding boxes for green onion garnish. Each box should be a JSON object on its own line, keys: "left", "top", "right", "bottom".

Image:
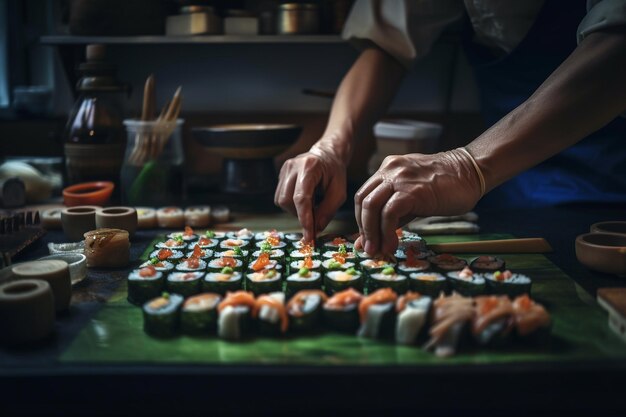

{"left": 260, "top": 242, "right": 272, "bottom": 252}
{"left": 174, "top": 235, "right": 184, "bottom": 243}
{"left": 220, "top": 266, "right": 234, "bottom": 274}
{"left": 265, "top": 269, "right": 277, "bottom": 278}
{"left": 233, "top": 246, "right": 244, "bottom": 256}
{"left": 346, "top": 267, "right": 357, "bottom": 275}
{"left": 328, "top": 261, "right": 341, "bottom": 270}
{"left": 338, "top": 244, "right": 347, "bottom": 255}
{"left": 149, "top": 257, "right": 159, "bottom": 265}
{"left": 298, "top": 267, "right": 309, "bottom": 277}
{"left": 162, "top": 292, "right": 170, "bottom": 299}
{"left": 382, "top": 266, "right": 395, "bottom": 275}
{"left": 205, "top": 230, "right": 215, "bottom": 238}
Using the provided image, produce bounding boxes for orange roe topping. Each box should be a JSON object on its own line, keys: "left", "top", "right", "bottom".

{"left": 184, "top": 226, "right": 194, "bottom": 236}
{"left": 480, "top": 296, "right": 500, "bottom": 314}
{"left": 252, "top": 253, "right": 271, "bottom": 271}
{"left": 299, "top": 240, "right": 314, "bottom": 254}
{"left": 266, "top": 236, "right": 280, "bottom": 247}
{"left": 220, "top": 257, "right": 237, "bottom": 268}
{"left": 139, "top": 266, "right": 157, "bottom": 277}
{"left": 396, "top": 228, "right": 403, "bottom": 238}
{"left": 332, "top": 253, "right": 346, "bottom": 264}
{"left": 190, "top": 245, "right": 204, "bottom": 259}
{"left": 198, "top": 237, "right": 212, "bottom": 246}
{"left": 332, "top": 237, "right": 346, "bottom": 245}
{"left": 157, "top": 249, "right": 173, "bottom": 260}
{"left": 303, "top": 256, "right": 314, "bottom": 269}
{"left": 186, "top": 258, "right": 200, "bottom": 269}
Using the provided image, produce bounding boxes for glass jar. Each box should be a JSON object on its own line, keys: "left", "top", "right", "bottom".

{"left": 120, "top": 119, "right": 185, "bottom": 206}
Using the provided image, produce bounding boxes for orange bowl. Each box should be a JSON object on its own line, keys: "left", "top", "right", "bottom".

{"left": 63, "top": 181, "right": 114, "bottom": 207}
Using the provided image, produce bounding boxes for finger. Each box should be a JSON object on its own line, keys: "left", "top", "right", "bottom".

{"left": 380, "top": 192, "right": 415, "bottom": 256}
{"left": 294, "top": 171, "right": 322, "bottom": 243}
{"left": 360, "top": 181, "right": 394, "bottom": 255}
{"left": 354, "top": 235, "right": 364, "bottom": 251}
{"left": 314, "top": 178, "right": 346, "bottom": 234}
{"left": 354, "top": 174, "right": 383, "bottom": 237}
{"left": 274, "top": 164, "right": 298, "bottom": 216}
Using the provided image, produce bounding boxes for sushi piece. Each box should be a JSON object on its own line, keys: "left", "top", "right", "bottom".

{"left": 255, "top": 236, "right": 287, "bottom": 251}
{"left": 156, "top": 207, "right": 184, "bottom": 229}
{"left": 447, "top": 267, "right": 486, "bottom": 296}
{"left": 289, "top": 256, "right": 322, "bottom": 275}
{"left": 395, "top": 292, "right": 432, "bottom": 345}
{"left": 397, "top": 259, "right": 431, "bottom": 275}
{"left": 252, "top": 292, "right": 288, "bottom": 336}
{"left": 285, "top": 268, "right": 322, "bottom": 299}
{"left": 127, "top": 265, "right": 164, "bottom": 305}
{"left": 321, "top": 258, "right": 356, "bottom": 272}
{"left": 217, "top": 291, "right": 256, "bottom": 341}
{"left": 251, "top": 248, "right": 285, "bottom": 262}
{"left": 470, "top": 255, "right": 506, "bottom": 273}
{"left": 139, "top": 258, "right": 175, "bottom": 274}
{"left": 195, "top": 236, "right": 220, "bottom": 250}
{"left": 155, "top": 237, "right": 187, "bottom": 251}
{"left": 396, "top": 229, "right": 427, "bottom": 251}
{"left": 136, "top": 207, "right": 157, "bottom": 229}
{"left": 357, "top": 288, "right": 398, "bottom": 339}
{"left": 175, "top": 257, "right": 207, "bottom": 272}
{"left": 511, "top": 294, "right": 551, "bottom": 343}
{"left": 149, "top": 248, "right": 185, "bottom": 263}
{"left": 289, "top": 246, "right": 321, "bottom": 263}
{"left": 368, "top": 267, "right": 408, "bottom": 294}
{"left": 203, "top": 267, "right": 243, "bottom": 295}
{"left": 284, "top": 232, "right": 303, "bottom": 243}
{"left": 246, "top": 268, "right": 282, "bottom": 296}
{"left": 184, "top": 206, "right": 211, "bottom": 228}
{"left": 200, "top": 230, "right": 227, "bottom": 242}
{"left": 424, "top": 293, "right": 475, "bottom": 357}
{"left": 323, "top": 288, "right": 364, "bottom": 333}
{"left": 185, "top": 244, "right": 213, "bottom": 261}
{"left": 360, "top": 258, "right": 395, "bottom": 276}
{"left": 408, "top": 272, "right": 448, "bottom": 297}
{"left": 286, "top": 290, "right": 328, "bottom": 332}
{"left": 247, "top": 253, "right": 284, "bottom": 274}
{"left": 219, "top": 238, "right": 251, "bottom": 251}
{"left": 180, "top": 292, "right": 222, "bottom": 336}
{"left": 290, "top": 239, "right": 315, "bottom": 251}
{"left": 254, "top": 229, "right": 285, "bottom": 242}
{"left": 472, "top": 295, "right": 514, "bottom": 346}
{"left": 428, "top": 254, "right": 468, "bottom": 273}
{"left": 321, "top": 247, "right": 357, "bottom": 261}
{"left": 322, "top": 237, "right": 354, "bottom": 252}
{"left": 484, "top": 270, "right": 532, "bottom": 297}
{"left": 207, "top": 256, "right": 243, "bottom": 273}
{"left": 324, "top": 268, "right": 364, "bottom": 295}
{"left": 226, "top": 228, "right": 254, "bottom": 241}
{"left": 167, "top": 226, "right": 198, "bottom": 243}
{"left": 166, "top": 271, "right": 204, "bottom": 298}
{"left": 143, "top": 292, "right": 184, "bottom": 338}
{"left": 211, "top": 206, "right": 230, "bottom": 224}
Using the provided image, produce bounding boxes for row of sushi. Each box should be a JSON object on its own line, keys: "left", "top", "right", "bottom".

{"left": 137, "top": 206, "right": 230, "bottom": 229}
{"left": 141, "top": 288, "right": 551, "bottom": 357}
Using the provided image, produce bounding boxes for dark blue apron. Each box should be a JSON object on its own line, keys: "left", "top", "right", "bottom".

{"left": 463, "top": 0, "right": 626, "bottom": 209}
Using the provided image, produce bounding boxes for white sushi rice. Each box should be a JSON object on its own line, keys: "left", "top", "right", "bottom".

{"left": 396, "top": 297, "right": 432, "bottom": 345}
{"left": 218, "top": 305, "right": 248, "bottom": 340}
{"left": 357, "top": 303, "right": 393, "bottom": 339}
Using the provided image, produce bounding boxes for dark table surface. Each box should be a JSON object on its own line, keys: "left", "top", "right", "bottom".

{"left": 2, "top": 203, "right": 626, "bottom": 417}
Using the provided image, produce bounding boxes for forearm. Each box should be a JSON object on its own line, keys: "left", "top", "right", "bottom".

{"left": 466, "top": 30, "right": 626, "bottom": 191}
{"left": 314, "top": 47, "right": 406, "bottom": 164}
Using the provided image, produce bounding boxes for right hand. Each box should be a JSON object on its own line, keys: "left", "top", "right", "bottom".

{"left": 274, "top": 143, "right": 347, "bottom": 243}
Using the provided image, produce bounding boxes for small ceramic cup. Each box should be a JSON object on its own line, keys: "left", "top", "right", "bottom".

{"left": 575, "top": 232, "right": 626, "bottom": 277}
{"left": 38, "top": 253, "right": 87, "bottom": 286}
{"left": 11, "top": 260, "right": 72, "bottom": 312}
{"left": 590, "top": 221, "right": 626, "bottom": 236}
{"left": 61, "top": 205, "right": 100, "bottom": 242}
{"left": 95, "top": 207, "right": 138, "bottom": 237}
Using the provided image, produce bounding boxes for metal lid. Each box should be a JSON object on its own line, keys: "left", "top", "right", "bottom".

{"left": 278, "top": 3, "right": 318, "bottom": 11}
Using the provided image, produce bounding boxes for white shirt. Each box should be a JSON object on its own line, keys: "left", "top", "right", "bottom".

{"left": 343, "top": 0, "right": 626, "bottom": 68}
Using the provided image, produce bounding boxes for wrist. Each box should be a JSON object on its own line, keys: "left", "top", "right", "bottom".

{"left": 313, "top": 127, "right": 354, "bottom": 165}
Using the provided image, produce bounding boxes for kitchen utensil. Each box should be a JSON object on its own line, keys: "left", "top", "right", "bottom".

{"left": 428, "top": 238, "right": 552, "bottom": 253}
{"left": 575, "top": 232, "right": 626, "bottom": 277}
{"left": 277, "top": 3, "right": 319, "bottom": 34}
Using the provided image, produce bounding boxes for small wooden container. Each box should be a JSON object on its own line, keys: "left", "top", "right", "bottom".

{"left": 61, "top": 205, "right": 100, "bottom": 241}
{"left": 11, "top": 260, "right": 72, "bottom": 311}
{"left": 96, "top": 207, "right": 138, "bottom": 237}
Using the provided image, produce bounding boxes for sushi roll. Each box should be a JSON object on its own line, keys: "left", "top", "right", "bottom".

{"left": 322, "top": 237, "right": 354, "bottom": 252}
{"left": 470, "top": 255, "right": 506, "bottom": 273}
{"left": 207, "top": 256, "right": 243, "bottom": 273}
{"left": 155, "top": 237, "right": 187, "bottom": 251}
{"left": 246, "top": 269, "right": 282, "bottom": 296}
{"left": 211, "top": 206, "right": 230, "bottom": 224}
{"left": 511, "top": 294, "right": 551, "bottom": 343}
{"left": 484, "top": 270, "right": 532, "bottom": 297}
{"left": 357, "top": 288, "right": 398, "bottom": 340}
{"left": 185, "top": 245, "right": 213, "bottom": 261}
{"left": 203, "top": 267, "right": 243, "bottom": 295}
{"left": 284, "top": 232, "right": 303, "bottom": 244}
{"left": 252, "top": 292, "right": 288, "bottom": 336}
{"left": 142, "top": 292, "right": 184, "bottom": 338}
{"left": 136, "top": 207, "right": 157, "bottom": 229}
{"left": 323, "top": 288, "right": 364, "bottom": 333}
{"left": 424, "top": 293, "right": 474, "bottom": 357}
{"left": 220, "top": 238, "right": 251, "bottom": 251}
{"left": 247, "top": 253, "right": 284, "bottom": 274}
{"left": 471, "top": 295, "right": 514, "bottom": 346}
{"left": 180, "top": 292, "right": 222, "bottom": 336}
{"left": 397, "top": 259, "right": 431, "bottom": 275}
{"left": 321, "top": 247, "right": 357, "bottom": 261}
{"left": 324, "top": 268, "right": 364, "bottom": 295}
{"left": 184, "top": 206, "right": 211, "bottom": 228}
{"left": 149, "top": 248, "right": 185, "bottom": 263}
{"left": 286, "top": 290, "right": 328, "bottom": 332}
{"left": 368, "top": 267, "right": 408, "bottom": 294}
{"left": 140, "top": 258, "right": 175, "bottom": 274}
{"left": 167, "top": 226, "right": 198, "bottom": 243}
{"left": 255, "top": 239, "right": 288, "bottom": 251}
{"left": 290, "top": 238, "right": 314, "bottom": 251}
{"left": 251, "top": 248, "right": 285, "bottom": 263}
{"left": 408, "top": 272, "right": 448, "bottom": 297}
{"left": 175, "top": 257, "right": 207, "bottom": 272}
{"left": 447, "top": 267, "right": 486, "bottom": 296}
{"left": 254, "top": 229, "right": 285, "bottom": 242}
{"left": 156, "top": 207, "right": 184, "bottom": 229}
{"left": 289, "top": 247, "right": 321, "bottom": 262}
{"left": 360, "top": 258, "right": 395, "bottom": 276}
{"left": 395, "top": 292, "right": 432, "bottom": 345}
{"left": 396, "top": 229, "right": 427, "bottom": 251}
{"left": 321, "top": 258, "right": 356, "bottom": 272}
{"left": 200, "top": 230, "right": 227, "bottom": 242}
{"left": 215, "top": 247, "right": 250, "bottom": 261}
{"left": 217, "top": 291, "right": 256, "bottom": 341}
{"left": 194, "top": 236, "right": 220, "bottom": 250}
{"left": 226, "top": 228, "right": 254, "bottom": 241}
{"left": 127, "top": 265, "right": 164, "bottom": 305}
{"left": 166, "top": 271, "right": 204, "bottom": 298}
{"left": 289, "top": 257, "right": 322, "bottom": 275}
{"left": 354, "top": 248, "right": 372, "bottom": 260}
{"left": 428, "top": 254, "right": 468, "bottom": 273}
{"left": 285, "top": 268, "right": 322, "bottom": 299}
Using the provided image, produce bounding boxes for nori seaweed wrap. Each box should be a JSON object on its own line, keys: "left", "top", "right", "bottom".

{"left": 181, "top": 293, "right": 222, "bottom": 336}
{"left": 368, "top": 267, "right": 408, "bottom": 294}
{"left": 207, "top": 257, "right": 244, "bottom": 273}
{"left": 286, "top": 290, "right": 328, "bottom": 332}
{"left": 323, "top": 288, "right": 364, "bottom": 333}
{"left": 408, "top": 272, "right": 448, "bottom": 297}
{"left": 142, "top": 293, "right": 184, "bottom": 338}
{"left": 447, "top": 268, "right": 486, "bottom": 296}
{"left": 246, "top": 269, "right": 282, "bottom": 296}
{"left": 203, "top": 268, "right": 243, "bottom": 295}
{"left": 127, "top": 266, "right": 164, "bottom": 306}
{"left": 470, "top": 255, "right": 506, "bottom": 273}
{"left": 471, "top": 295, "right": 514, "bottom": 346}
{"left": 484, "top": 270, "right": 532, "bottom": 297}
{"left": 428, "top": 254, "right": 468, "bottom": 273}
{"left": 166, "top": 271, "right": 204, "bottom": 298}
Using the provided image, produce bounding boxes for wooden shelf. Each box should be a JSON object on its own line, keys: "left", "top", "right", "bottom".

{"left": 40, "top": 35, "right": 345, "bottom": 45}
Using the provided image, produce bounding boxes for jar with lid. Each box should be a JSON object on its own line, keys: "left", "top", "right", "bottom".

{"left": 64, "top": 44, "right": 129, "bottom": 196}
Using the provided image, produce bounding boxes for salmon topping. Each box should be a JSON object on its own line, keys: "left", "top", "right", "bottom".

{"left": 332, "top": 253, "right": 346, "bottom": 264}
{"left": 359, "top": 288, "right": 398, "bottom": 323}
{"left": 164, "top": 239, "right": 182, "bottom": 247}
{"left": 184, "top": 258, "right": 200, "bottom": 269}
{"left": 184, "top": 226, "right": 194, "bottom": 236}
{"left": 190, "top": 245, "right": 204, "bottom": 259}
{"left": 252, "top": 295, "right": 289, "bottom": 333}
{"left": 157, "top": 249, "right": 173, "bottom": 260}
{"left": 396, "top": 291, "right": 422, "bottom": 313}
{"left": 218, "top": 291, "right": 256, "bottom": 313}
{"left": 266, "top": 236, "right": 280, "bottom": 247}
{"left": 332, "top": 237, "right": 346, "bottom": 245}
{"left": 220, "top": 257, "right": 237, "bottom": 268}
{"left": 286, "top": 290, "right": 328, "bottom": 318}
{"left": 325, "top": 288, "right": 363, "bottom": 310}
{"left": 396, "top": 228, "right": 404, "bottom": 238}
{"left": 303, "top": 256, "right": 314, "bottom": 269}
{"left": 405, "top": 246, "right": 419, "bottom": 267}
{"left": 139, "top": 266, "right": 157, "bottom": 277}
{"left": 197, "top": 237, "right": 212, "bottom": 246}
{"left": 252, "top": 253, "right": 270, "bottom": 271}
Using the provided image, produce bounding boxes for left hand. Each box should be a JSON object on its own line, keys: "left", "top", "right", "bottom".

{"left": 354, "top": 149, "right": 483, "bottom": 256}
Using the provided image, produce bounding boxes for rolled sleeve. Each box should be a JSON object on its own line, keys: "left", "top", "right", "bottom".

{"left": 578, "top": 0, "right": 626, "bottom": 43}
{"left": 341, "top": 0, "right": 464, "bottom": 69}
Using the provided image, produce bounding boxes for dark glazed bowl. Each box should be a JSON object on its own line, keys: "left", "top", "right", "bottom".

{"left": 575, "top": 232, "right": 626, "bottom": 277}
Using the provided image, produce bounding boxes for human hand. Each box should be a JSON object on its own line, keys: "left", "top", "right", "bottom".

{"left": 275, "top": 142, "right": 347, "bottom": 243}
{"left": 354, "top": 148, "right": 483, "bottom": 256}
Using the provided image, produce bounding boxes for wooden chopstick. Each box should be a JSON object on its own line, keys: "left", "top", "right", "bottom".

{"left": 428, "top": 238, "right": 552, "bottom": 253}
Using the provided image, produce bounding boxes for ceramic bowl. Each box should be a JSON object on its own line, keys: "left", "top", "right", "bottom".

{"left": 61, "top": 205, "right": 100, "bottom": 242}
{"left": 575, "top": 232, "right": 626, "bottom": 277}
{"left": 63, "top": 181, "right": 114, "bottom": 207}
{"left": 95, "top": 207, "right": 138, "bottom": 237}
{"left": 38, "top": 253, "right": 87, "bottom": 286}
{"left": 590, "top": 221, "right": 626, "bottom": 236}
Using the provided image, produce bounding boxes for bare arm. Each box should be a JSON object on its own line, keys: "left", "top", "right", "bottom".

{"left": 275, "top": 46, "right": 406, "bottom": 242}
